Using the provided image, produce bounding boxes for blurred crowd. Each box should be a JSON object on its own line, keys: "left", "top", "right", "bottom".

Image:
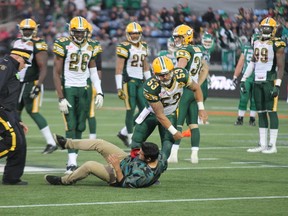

{"left": 0, "top": 0, "right": 288, "bottom": 61}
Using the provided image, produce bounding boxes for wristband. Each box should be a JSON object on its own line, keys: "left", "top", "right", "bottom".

{"left": 168, "top": 125, "right": 177, "bottom": 135}
{"left": 275, "top": 79, "right": 281, "bottom": 87}
{"left": 115, "top": 74, "right": 123, "bottom": 89}
{"left": 197, "top": 102, "right": 205, "bottom": 110}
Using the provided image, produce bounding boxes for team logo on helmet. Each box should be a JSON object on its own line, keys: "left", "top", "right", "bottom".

{"left": 172, "top": 24, "right": 193, "bottom": 47}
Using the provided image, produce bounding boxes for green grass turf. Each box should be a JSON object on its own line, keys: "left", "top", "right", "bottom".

{"left": 0, "top": 91, "right": 287, "bottom": 216}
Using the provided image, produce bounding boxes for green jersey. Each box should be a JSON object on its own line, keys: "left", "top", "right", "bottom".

{"left": 143, "top": 68, "right": 191, "bottom": 115}
{"left": 118, "top": 153, "right": 167, "bottom": 188}
{"left": 253, "top": 38, "right": 286, "bottom": 81}
{"left": 53, "top": 37, "right": 102, "bottom": 87}
{"left": 175, "top": 44, "right": 204, "bottom": 83}
{"left": 116, "top": 41, "right": 148, "bottom": 82}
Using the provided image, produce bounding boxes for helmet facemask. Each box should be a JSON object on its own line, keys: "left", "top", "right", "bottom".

{"left": 126, "top": 22, "right": 143, "bottom": 44}
{"left": 156, "top": 71, "right": 174, "bottom": 87}
{"left": 260, "top": 26, "right": 274, "bottom": 40}
{"left": 201, "top": 33, "right": 213, "bottom": 50}
{"left": 126, "top": 32, "right": 142, "bottom": 44}
{"left": 20, "top": 28, "right": 37, "bottom": 41}
{"left": 152, "top": 56, "right": 175, "bottom": 87}
{"left": 18, "top": 19, "right": 38, "bottom": 41}
{"left": 71, "top": 29, "right": 87, "bottom": 44}
{"left": 173, "top": 35, "right": 184, "bottom": 48}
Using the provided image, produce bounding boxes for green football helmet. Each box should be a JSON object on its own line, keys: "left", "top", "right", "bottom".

{"left": 201, "top": 32, "right": 214, "bottom": 50}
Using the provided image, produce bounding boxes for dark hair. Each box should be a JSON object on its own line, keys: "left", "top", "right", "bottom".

{"left": 141, "top": 142, "right": 159, "bottom": 162}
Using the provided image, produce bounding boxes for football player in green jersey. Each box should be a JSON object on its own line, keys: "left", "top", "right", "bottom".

{"left": 168, "top": 24, "right": 209, "bottom": 164}
{"left": 12, "top": 18, "right": 57, "bottom": 154}
{"left": 241, "top": 17, "right": 286, "bottom": 154}
{"left": 86, "top": 23, "right": 103, "bottom": 139}
{"left": 115, "top": 22, "right": 151, "bottom": 147}
{"left": 53, "top": 16, "right": 104, "bottom": 174}
{"left": 232, "top": 34, "right": 259, "bottom": 126}
{"left": 130, "top": 56, "right": 207, "bottom": 159}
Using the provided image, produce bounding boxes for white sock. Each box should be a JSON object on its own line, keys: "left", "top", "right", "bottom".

{"left": 238, "top": 110, "right": 245, "bottom": 117}
{"left": 127, "top": 133, "right": 133, "bottom": 145}
{"left": 259, "top": 128, "right": 268, "bottom": 147}
{"left": 269, "top": 129, "right": 278, "bottom": 147}
{"left": 171, "top": 144, "right": 179, "bottom": 151}
{"left": 250, "top": 111, "right": 256, "bottom": 117}
{"left": 41, "top": 126, "right": 56, "bottom": 146}
{"left": 89, "top": 134, "right": 96, "bottom": 139}
{"left": 121, "top": 127, "right": 128, "bottom": 136}
{"left": 191, "top": 147, "right": 199, "bottom": 152}
{"left": 67, "top": 153, "right": 78, "bottom": 166}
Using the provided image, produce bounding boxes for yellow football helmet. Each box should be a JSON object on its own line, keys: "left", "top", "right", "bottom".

{"left": 172, "top": 24, "right": 193, "bottom": 47}
{"left": 69, "top": 16, "right": 89, "bottom": 44}
{"left": 126, "top": 22, "right": 142, "bottom": 44}
{"left": 18, "top": 18, "right": 38, "bottom": 41}
{"left": 152, "top": 56, "right": 174, "bottom": 87}
{"left": 259, "top": 17, "right": 277, "bottom": 40}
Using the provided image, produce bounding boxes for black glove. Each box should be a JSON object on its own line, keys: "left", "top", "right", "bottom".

{"left": 240, "top": 81, "right": 246, "bottom": 94}
{"left": 30, "top": 85, "right": 41, "bottom": 99}
{"left": 232, "top": 77, "right": 238, "bottom": 88}
{"left": 271, "top": 86, "right": 280, "bottom": 98}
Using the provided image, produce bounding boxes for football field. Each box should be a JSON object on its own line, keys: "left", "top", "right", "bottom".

{"left": 1, "top": 91, "right": 287, "bottom": 216}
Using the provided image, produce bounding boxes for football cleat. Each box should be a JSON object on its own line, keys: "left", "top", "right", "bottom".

{"left": 117, "top": 132, "right": 130, "bottom": 147}
{"left": 172, "top": 24, "right": 193, "bottom": 47}
{"left": 262, "top": 146, "right": 277, "bottom": 154}
{"left": 42, "top": 144, "right": 58, "bottom": 154}
{"left": 247, "top": 145, "right": 266, "bottom": 153}
{"left": 234, "top": 117, "right": 243, "bottom": 126}
{"left": 249, "top": 117, "right": 256, "bottom": 126}
{"left": 65, "top": 165, "right": 78, "bottom": 175}
{"left": 182, "top": 129, "right": 191, "bottom": 137}
{"left": 125, "top": 22, "right": 142, "bottom": 44}
{"left": 191, "top": 150, "right": 199, "bottom": 164}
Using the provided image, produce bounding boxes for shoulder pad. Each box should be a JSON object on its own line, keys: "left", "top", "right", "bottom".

{"left": 274, "top": 40, "right": 286, "bottom": 48}
{"left": 120, "top": 41, "right": 130, "bottom": 46}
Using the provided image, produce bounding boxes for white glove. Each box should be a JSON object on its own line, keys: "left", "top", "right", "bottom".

{"left": 95, "top": 93, "right": 104, "bottom": 109}
{"left": 58, "top": 98, "right": 72, "bottom": 114}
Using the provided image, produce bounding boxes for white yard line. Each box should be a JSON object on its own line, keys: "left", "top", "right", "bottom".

{"left": 0, "top": 196, "right": 287, "bottom": 209}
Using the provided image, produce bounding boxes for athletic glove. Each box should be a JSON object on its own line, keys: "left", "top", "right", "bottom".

{"left": 240, "top": 81, "right": 247, "bottom": 94}
{"left": 58, "top": 98, "right": 72, "bottom": 114}
{"left": 95, "top": 93, "right": 104, "bottom": 109}
{"left": 271, "top": 86, "right": 280, "bottom": 98}
{"left": 117, "top": 89, "right": 126, "bottom": 100}
{"left": 232, "top": 77, "right": 238, "bottom": 88}
{"left": 30, "top": 85, "right": 41, "bottom": 99}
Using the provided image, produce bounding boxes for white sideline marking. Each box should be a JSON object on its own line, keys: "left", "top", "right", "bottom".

{"left": 0, "top": 196, "right": 287, "bottom": 209}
